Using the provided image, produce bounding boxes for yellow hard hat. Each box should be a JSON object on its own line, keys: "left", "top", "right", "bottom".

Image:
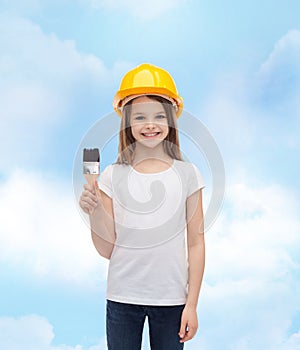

{"left": 113, "top": 63, "right": 184, "bottom": 118}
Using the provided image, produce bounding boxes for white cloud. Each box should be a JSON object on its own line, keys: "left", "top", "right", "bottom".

{"left": 0, "top": 315, "right": 55, "bottom": 350}
{"left": 84, "top": 0, "right": 188, "bottom": 20}
{"left": 0, "top": 13, "right": 130, "bottom": 174}
{"left": 200, "top": 30, "right": 300, "bottom": 180}
{"left": 254, "top": 30, "right": 300, "bottom": 146}
{"left": 0, "top": 314, "right": 106, "bottom": 350}
{"left": 0, "top": 168, "right": 108, "bottom": 288}
{"left": 0, "top": 314, "right": 151, "bottom": 350}
{"left": 208, "top": 183, "right": 299, "bottom": 280}
{"left": 0, "top": 14, "right": 108, "bottom": 119}
{"left": 258, "top": 29, "right": 300, "bottom": 82}
{"left": 282, "top": 331, "right": 300, "bottom": 350}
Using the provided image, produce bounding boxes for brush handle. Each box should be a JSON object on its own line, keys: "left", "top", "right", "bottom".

{"left": 84, "top": 173, "right": 99, "bottom": 188}
{"left": 84, "top": 174, "right": 101, "bottom": 216}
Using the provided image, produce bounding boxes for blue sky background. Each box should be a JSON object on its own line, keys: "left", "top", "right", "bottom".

{"left": 0, "top": 1, "right": 300, "bottom": 349}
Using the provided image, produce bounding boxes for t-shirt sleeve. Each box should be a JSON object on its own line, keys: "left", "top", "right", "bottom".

{"left": 98, "top": 164, "right": 113, "bottom": 198}
{"left": 187, "top": 163, "right": 205, "bottom": 197}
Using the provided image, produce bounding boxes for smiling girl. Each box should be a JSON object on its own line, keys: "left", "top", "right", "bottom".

{"left": 79, "top": 63, "right": 205, "bottom": 350}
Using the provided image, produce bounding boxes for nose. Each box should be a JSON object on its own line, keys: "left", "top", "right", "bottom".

{"left": 145, "top": 121, "right": 156, "bottom": 130}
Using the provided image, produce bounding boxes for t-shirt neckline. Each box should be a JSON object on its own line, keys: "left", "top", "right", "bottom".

{"left": 129, "top": 159, "right": 176, "bottom": 176}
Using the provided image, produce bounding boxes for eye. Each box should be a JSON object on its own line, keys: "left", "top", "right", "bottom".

{"left": 134, "top": 115, "right": 145, "bottom": 120}
{"left": 156, "top": 114, "right": 166, "bottom": 119}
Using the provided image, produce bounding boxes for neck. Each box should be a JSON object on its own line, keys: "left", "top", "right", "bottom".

{"left": 132, "top": 142, "right": 171, "bottom": 166}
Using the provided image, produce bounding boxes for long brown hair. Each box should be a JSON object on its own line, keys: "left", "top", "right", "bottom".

{"left": 115, "top": 95, "right": 183, "bottom": 164}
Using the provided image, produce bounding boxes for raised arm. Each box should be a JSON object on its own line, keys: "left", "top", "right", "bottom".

{"left": 90, "top": 188, "right": 116, "bottom": 260}
{"left": 80, "top": 183, "right": 116, "bottom": 260}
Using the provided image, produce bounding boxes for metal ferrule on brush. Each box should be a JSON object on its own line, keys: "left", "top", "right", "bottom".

{"left": 83, "top": 148, "right": 100, "bottom": 175}
{"left": 83, "top": 161, "right": 99, "bottom": 175}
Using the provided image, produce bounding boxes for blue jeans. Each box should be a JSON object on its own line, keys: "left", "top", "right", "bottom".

{"left": 106, "top": 299, "right": 185, "bottom": 350}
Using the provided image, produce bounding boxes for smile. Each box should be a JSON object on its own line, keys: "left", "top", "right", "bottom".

{"left": 141, "top": 132, "right": 161, "bottom": 138}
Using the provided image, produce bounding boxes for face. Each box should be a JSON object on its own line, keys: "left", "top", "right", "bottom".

{"left": 129, "top": 96, "right": 169, "bottom": 148}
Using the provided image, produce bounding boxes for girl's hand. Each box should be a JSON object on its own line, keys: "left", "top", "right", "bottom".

{"left": 178, "top": 305, "right": 198, "bottom": 343}
{"left": 79, "top": 181, "right": 100, "bottom": 215}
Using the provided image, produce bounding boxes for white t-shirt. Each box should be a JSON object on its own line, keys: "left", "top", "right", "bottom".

{"left": 98, "top": 159, "right": 205, "bottom": 306}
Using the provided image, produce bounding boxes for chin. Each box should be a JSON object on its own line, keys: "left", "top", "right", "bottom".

{"left": 137, "top": 139, "right": 164, "bottom": 148}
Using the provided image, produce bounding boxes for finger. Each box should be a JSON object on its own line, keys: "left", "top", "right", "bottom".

{"left": 81, "top": 196, "right": 98, "bottom": 208}
{"left": 82, "top": 190, "right": 98, "bottom": 204}
{"left": 81, "top": 192, "right": 97, "bottom": 205}
{"left": 84, "top": 183, "right": 96, "bottom": 195}
{"left": 179, "top": 326, "right": 197, "bottom": 343}
{"left": 80, "top": 200, "right": 95, "bottom": 215}
{"left": 80, "top": 202, "right": 92, "bottom": 214}
{"left": 178, "top": 320, "right": 188, "bottom": 340}
{"left": 83, "top": 191, "right": 96, "bottom": 201}
{"left": 80, "top": 195, "right": 98, "bottom": 211}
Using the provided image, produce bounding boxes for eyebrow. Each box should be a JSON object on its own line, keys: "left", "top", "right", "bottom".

{"left": 132, "top": 111, "right": 166, "bottom": 116}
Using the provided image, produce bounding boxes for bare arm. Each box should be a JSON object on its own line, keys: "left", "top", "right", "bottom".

{"left": 179, "top": 189, "right": 205, "bottom": 343}
{"left": 186, "top": 188, "right": 205, "bottom": 308}
{"left": 89, "top": 188, "right": 116, "bottom": 260}
{"left": 80, "top": 183, "right": 116, "bottom": 260}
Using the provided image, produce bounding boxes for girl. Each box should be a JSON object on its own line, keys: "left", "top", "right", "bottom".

{"left": 79, "top": 63, "right": 205, "bottom": 350}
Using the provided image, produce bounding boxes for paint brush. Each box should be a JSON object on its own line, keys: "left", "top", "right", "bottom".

{"left": 83, "top": 148, "right": 100, "bottom": 188}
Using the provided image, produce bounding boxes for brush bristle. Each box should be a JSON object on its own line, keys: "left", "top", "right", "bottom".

{"left": 83, "top": 148, "right": 100, "bottom": 162}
